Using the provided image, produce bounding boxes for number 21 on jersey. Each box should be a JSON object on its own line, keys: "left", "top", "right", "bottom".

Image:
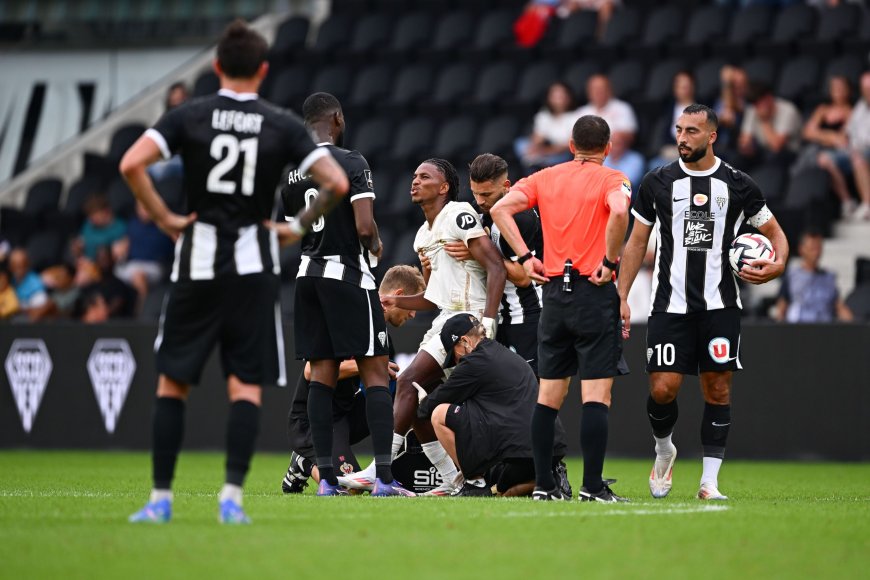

{"left": 207, "top": 134, "right": 258, "bottom": 195}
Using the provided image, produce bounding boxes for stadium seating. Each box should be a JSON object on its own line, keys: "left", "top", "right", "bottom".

{"left": 4, "top": 0, "right": 870, "bottom": 323}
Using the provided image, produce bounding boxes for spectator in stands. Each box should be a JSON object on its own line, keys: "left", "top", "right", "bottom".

{"left": 775, "top": 229, "right": 852, "bottom": 323}
{"left": 8, "top": 248, "right": 53, "bottom": 321}
{"left": 796, "top": 75, "right": 854, "bottom": 218}
{"left": 715, "top": 65, "right": 749, "bottom": 162}
{"left": 603, "top": 130, "right": 644, "bottom": 188}
{"left": 515, "top": 81, "right": 582, "bottom": 174}
{"left": 648, "top": 71, "right": 697, "bottom": 170}
{"left": 0, "top": 262, "right": 20, "bottom": 320}
{"left": 41, "top": 263, "right": 80, "bottom": 319}
{"left": 114, "top": 201, "right": 174, "bottom": 310}
{"left": 75, "top": 194, "right": 126, "bottom": 261}
{"left": 576, "top": 74, "right": 637, "bottom": 145}
{"left": 846, "top": 71, "right": 870, "bottom": 221}
{"left": 737, "top": 81, "right": 802, "bottom": 171}
{"left": 81, "top": 245, "right": 137, "bottom": 319}
{"left": 149, "top": 82, "right": 189, "bottom": 183}
{"left": 73, "top": 287, "right": 110, "bottom": 324}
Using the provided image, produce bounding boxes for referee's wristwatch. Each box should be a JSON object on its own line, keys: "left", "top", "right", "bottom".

{"left": 517, "top": 251, "right": 534, "bottom": 265}
{"left": 602, "top": 255, "right": 619, "bottom": 271}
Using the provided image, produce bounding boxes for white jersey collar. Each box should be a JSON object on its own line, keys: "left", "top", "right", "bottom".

{"left": 218, "top": 88, "right": 259, "bottom": 101}
{"left": 679, "top": 156, "right": 721, "bottom": 177}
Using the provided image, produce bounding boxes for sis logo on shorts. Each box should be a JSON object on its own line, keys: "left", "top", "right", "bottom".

{"left": 708, "top": 337, "right": 731, "bottom": 364}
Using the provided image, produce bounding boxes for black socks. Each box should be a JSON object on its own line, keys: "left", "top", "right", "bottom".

{"left": 647, "top": 395, "right": 679, "bottom": 438}
{"left": 581, "top": 402, "right": 609, "bottom": 493}
{"left": 152, "top": 397, "right": 185, "bottom": 489}
{"left": 701, "top": 403, "right": 731, "bottom": 459}
{"left": 225, "top": 400, "right": 260, "bottom": 486}
{"left": 307, "top": 382, "right": 337, "bottom": 485}
{"left": 531, "top": 403, "right": 559, "bottom": 490}
{"left": 365, "top": 386, "right": 395, "bottom": 484}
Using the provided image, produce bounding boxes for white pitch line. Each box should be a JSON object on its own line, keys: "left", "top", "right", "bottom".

{"left": 499, "top": 504, "right": 729, "bottom": 517}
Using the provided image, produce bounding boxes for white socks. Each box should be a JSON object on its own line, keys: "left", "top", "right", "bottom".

{"left": 654, "top": 433, "right": 675, "bottom": 455}
{"left": 219, "top": 483, "right": 243, "bottom": 505}
{"left": 701, "top": 457, "right": 723, "bottom": 487}
{"left": 421, "top": 441, "right": 458, "bottom": 486}
{"left": 391, "top": 432, "right": 405, "bottom": 460}
{"left": 150, "top": 489, "right": 173, "bottom": 503}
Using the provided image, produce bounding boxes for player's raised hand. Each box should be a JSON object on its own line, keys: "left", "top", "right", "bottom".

{"left": 619, "top": 298, "right": 631, "bottom": 339}
{"left": 444, "top": 241, "right": 471, "bottom": 261}
{"left": 523, "top": 255, "right": 549, "bottom": 284}
{"left": 738, "top": 258, "right": 784, "bottom": 285}
{"left": 158, "top": 211, "right": 197, "bottom": 242}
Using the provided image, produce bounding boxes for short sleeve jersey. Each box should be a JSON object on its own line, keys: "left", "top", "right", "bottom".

{"left": 146, "top": 88, "right": 324, "bottom": 281}
{"left": 512, "top": 160, "right": 631, "bottom": 276}
{"left": 413, "top": 201, "right": 488, "bottom": 312}
{"left": 482, "top": 209, "right": 543, "bottom": 323}
{"left": 282, "top": 143, "right": 377, "bottom": 289}
{"left": 631, "top": 157, "right": 767, "bottom": 314}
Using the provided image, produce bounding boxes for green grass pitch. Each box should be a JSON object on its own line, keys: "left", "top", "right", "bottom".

{"left": 1, "top": 451, "right": 868, "bottom": 579}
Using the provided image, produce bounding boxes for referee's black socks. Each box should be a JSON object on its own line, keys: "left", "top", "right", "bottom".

{"left": 581, "top": 402, "right": 609, "bottom": 493}
{"left": 225, "top": 400, "right": 260, "bottom": 487}
{"left": 531, "top": 403, "right": 559, "bottom": 490}
{"left": 152, "top": 396, "right": 185, "bottom": 490}
{"left": 647, "top": 395, "right": 679, "bottom": 438}
{"left": 308, "top": 382, "right": 338, "bottom": 485}
{"left": 364, "top": 386, "right": 394, "bottom": 484}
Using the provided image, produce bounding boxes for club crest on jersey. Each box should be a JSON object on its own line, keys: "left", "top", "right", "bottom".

{"left": 708, "top": 337, "right": 730, "bottom": 363}
{"left": 378, "top": 331, "right": 387, "bottom": 347}
{"left": 456, "top": 212, "right": 477, "bottom": 230}
{"left": 364, "top": 169, "right": 374, "bottom": 190}
{"left": 715, "top": 195, "right": 727, "bottom": 210}
{"left": 693, "top": 193, "right": 708, "bottom": 206}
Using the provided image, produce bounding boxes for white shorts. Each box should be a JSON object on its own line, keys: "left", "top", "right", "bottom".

{"left": 115, "top": 260, "right": 165, "bottom": 285}
{"left": 418, "top": 308, "right": 484, "bottom": 369}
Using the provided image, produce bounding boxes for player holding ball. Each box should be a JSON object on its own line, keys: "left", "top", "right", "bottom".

{"left": 617, "top": 104, "right": 789, "bottom": 501}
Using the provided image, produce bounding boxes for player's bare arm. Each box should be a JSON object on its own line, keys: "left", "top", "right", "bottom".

{"left": 290, "top": 154, "right": 350, "bottom": 234}
{"left": 119, "top": 136, "right": 197, "bottom": 241}
{"left": 351, "top": 197, "right": 381, "bottom": 258}
{"left": 467, "top": 234, "right": 507, "bottom": 322}
{"left": 739, "top": 215, "right": 789, "bottom": 285}
{"left": 491, "top": 190, "right": 548, "bottom": 284}
{"left": 616, "top": 220, "right": 653, "bottom": 336}
{"left": 380, "top": 292, "right": 437, "bottom": 312}
{"left": 590, "top": 189, "right": 630, "bottom": 286}
{"left": 444, "top": 240, "right": 531, "bottom": 287}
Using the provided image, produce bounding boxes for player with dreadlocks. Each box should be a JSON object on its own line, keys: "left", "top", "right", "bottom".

{"left": 339, "top": 158, "right": 506, "bottom": 495}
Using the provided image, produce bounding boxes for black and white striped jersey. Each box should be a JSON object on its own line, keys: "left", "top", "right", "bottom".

{"left": 631, "top": 157, "right": 767, "bottom": 314}
{"left": 482, "top": 209, "right": 543, "bottom": 324}
{"left": 282, "top": 143, "right": 377, "bottom": 290}
{"left": 146, "top": 88, "right": 324, "bottom": 282}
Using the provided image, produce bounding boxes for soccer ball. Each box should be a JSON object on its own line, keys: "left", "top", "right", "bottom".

{"left": 729, "top": 233, "right": 775, "bottom": 274}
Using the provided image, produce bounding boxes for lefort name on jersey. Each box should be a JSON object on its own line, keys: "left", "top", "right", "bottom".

{"left": 211, "top": 109, "right": 264, "bottom": 134}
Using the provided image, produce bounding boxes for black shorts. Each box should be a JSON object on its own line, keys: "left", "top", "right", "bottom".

{"left": 646, "top": 308, "right": 743, "bottom": 375}
{"left": 537, "top": 276, "right": 629, "bottom": 380}
{"left": 294, "top": 276, "right": 389, "bottom": 360}
{"left": 155, "top": 273, "right": 285, "bottom": 386}
{"left": 444, "top": 404, "right": 493, "bottom": 477}
{"left": 496, "top": 316, "right": 540, "bottom": 376}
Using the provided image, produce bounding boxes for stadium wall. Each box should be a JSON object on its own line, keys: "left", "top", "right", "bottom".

{"left": 1, "top": 322, "right": 868, "bottom": 461}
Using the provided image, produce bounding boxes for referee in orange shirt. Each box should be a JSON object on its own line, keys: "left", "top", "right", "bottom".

{"left": 491, "top": 115, "right": 631, "bottom": 502}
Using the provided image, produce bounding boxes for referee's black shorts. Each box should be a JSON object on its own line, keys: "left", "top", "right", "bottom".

{"left": 537, "top": 274, "right": 629, "bottom": 380}
{"left": 155, "top": 273, "right": 285, "bottom": 387}
{"left": 294, "top": 276, "right": 389, "bottom": 360}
